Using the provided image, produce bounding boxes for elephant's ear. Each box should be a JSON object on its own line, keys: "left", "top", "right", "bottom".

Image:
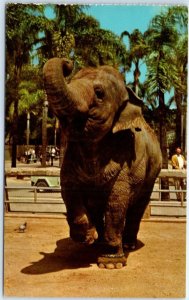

{"left": 112, "top": 87, "right": 144, "bottom": 134}
{"left": 126, "top": 87, "right": 144, "bottom": 106}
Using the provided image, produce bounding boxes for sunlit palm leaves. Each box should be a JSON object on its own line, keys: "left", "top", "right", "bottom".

{"left": 145, "top": 6, "right": 187, "bottom": 150}
{"left": 121, "top": 29, "right": 148, "bottom": 95}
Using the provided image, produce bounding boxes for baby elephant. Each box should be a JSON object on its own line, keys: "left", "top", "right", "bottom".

{"left": 43, "top": 58, "right": 162, "bottom": 269}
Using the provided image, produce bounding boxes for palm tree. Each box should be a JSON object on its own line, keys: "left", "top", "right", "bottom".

{"left": 36, "top": 5, "right": 85, "bottom": 166}
{"left": 145, "top": 7, "right": 188, "bottom": 157}
{"left": 144, "top": 12, "right": 179, "bottom": 169}
{"left": 37, "top": 5, "right": 128, "bottom": 166}
{"left": 37, "top": 4, "right": 128, "bottom": 71}
{"left": 6, "top": 4, "right": 45, "bottom": 167}
{"left": 76, "top": 32, "right": 126, "bottom": 68}
{"left": 174, "top": 35, "right": 187, "bottom": 151}
{"left": 144, "top": 10, "right": 184, "bottom": 200}
{"left": 7, "top": 68, "right": 45, "bottom": 145}
{"left": 165, "top": 7, "right": 188, "bottom": 151}
{"left": 36, "top": 5, "right": 83, "bottom": 63}
{"left": 71, "top": 12, "right": 127, "bottom": 69}
{"left": 121, "top": 29, "right": 148, "bottom": 95}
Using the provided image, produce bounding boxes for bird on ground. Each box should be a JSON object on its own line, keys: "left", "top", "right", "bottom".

{"left": 18, "top": 222, "right": 27, "bottom": 233}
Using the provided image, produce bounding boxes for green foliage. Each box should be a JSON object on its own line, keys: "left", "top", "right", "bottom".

{"left": 121, "top": 29, "right": 148, "bottom": 95}
{"left": 145, "top": 6, "right": 187, "bottom": 98}
{"left": 6, "top": 4, "right": 45, "bottom": 73}
{"left": 6, "top": 65, "right": 44, "bottom": 115}
{"left": 5, "top": 4, "right": 188, "bottom": 153}
{"left": 144, "top": 6, "right": 188, "bottom": 161}
{"left": 121, "top": 29, "right": 148, "bottom": 61}
{"left": 37, "top": 6, "right": 127, "bottom": 69}
{"left": 166, "top": 6, "right": 188, "bottom": 33}
{"left": 74, "top": 24, "right": 127, "bottom": 68}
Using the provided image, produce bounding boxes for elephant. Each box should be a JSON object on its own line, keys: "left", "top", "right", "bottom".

{"left": 43, "top": 57, "right": 162, "bottom": 269}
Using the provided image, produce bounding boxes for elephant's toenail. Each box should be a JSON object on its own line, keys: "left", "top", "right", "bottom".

{"left": 98, "top": 263, "right": 105, "bottom": 269}
{"left": 116, "top": 262, "right": 123, "bottom": 269}
{"left": 94, "top": 231, "right": 98, "bottom": 240}
{"left": 106, "top": 263, "right": 115, "bottom": 269}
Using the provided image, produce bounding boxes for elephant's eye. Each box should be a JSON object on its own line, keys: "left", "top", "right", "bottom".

{"left": 94, "top": 86, "right": 104, "bottom": 101}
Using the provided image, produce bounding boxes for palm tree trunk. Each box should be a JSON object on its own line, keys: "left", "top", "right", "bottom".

{"left": 159, "top": 97, "right": 168, "bottom": 168}
{"left": 41, "top": 102, "right": 48, "bottom": 167}
{"left": 11, "top": 98, "right": 18, "bottom": 168}
{"left": 159, "top": 90, "right": 169, "bottom": 200}
{"left": 174, "top": 91, "right": 182, "bottom": 147}
{"left": 11, "top": 65, "right": 21, "bottom": 168}
{"left": 26, "top": 112, "right": 30, "bottom": 153}
{"left": 134, "top": 61, "right": 140, "bottom": 96}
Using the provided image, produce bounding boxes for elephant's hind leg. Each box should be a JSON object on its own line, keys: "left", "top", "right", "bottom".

{"left": 123, "top": 185, "right": 154, "bottom": 250}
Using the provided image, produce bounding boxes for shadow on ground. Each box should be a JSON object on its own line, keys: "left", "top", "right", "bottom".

{"left": 21, "top": 238, "right": 144, "bottom": 274}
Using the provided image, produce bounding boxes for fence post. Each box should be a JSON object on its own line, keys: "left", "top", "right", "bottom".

{"left": 181, "top": 189, "right": 184, "bottom": 207}
{"left": 34, "top": 187, "right": 37, "bottom": 203}
{"left": 4, "top": 176, "right": 10, "bottom": 212}
{"left": 159, "top": 177, "right": 161, "bottom": 201}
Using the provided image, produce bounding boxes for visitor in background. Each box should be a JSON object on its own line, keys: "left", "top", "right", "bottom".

{"left": 171, "top": 147, "right": 186, "bottom": 201}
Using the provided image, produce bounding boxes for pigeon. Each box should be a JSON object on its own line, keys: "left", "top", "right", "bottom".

{"left": 18, "top": 222, "right": 27, "bottom": 233}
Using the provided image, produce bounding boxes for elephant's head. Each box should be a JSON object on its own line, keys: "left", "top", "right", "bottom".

{"left": 43, "top": 58, "right": 143, "bottom": 141}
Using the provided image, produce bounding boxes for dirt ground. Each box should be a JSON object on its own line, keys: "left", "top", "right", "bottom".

{"left": 4, "top": 214, "right": 186, "bottom": 298}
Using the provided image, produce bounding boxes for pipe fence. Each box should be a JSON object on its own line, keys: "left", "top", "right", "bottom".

{"left": 4, "top": 168, "right": 187, "bottom": 215}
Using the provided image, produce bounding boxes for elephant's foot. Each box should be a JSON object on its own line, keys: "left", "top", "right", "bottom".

{"left": 70, "top": 214, "right": 98, "bottom": 245}
{"left": 97, "top": 253, "right": 127, "bottom": 269}
{"left": 85, "top": 227, "right": 98, "bottom": 245}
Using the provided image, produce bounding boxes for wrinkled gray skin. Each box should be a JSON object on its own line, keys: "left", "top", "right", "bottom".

{"left": 43, "top": 58, "right": 162, "bottom": 269}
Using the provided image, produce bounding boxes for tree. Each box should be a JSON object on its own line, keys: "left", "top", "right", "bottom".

{"left": 144, "top": 12, "right": 180, "bottom": 169}
{"left": 73, "top": 13, "right": 127, "bottom": 69}
{"left": 38, "top": 6, "right": 127, "bottom": 70}
{"left": 121, "top": 29, "right": 148, "bottom": 95}
{"left": 36, "top": 5, "right": 85, "bottom": 66}
{"left": 174, "top": 35, "right": 187, "bottom": 151}
{"left": 165, "top": 7, "right": 188, "bottom": 151}
{"left": 144, "top": 9, "right": 183, "bottom": 200}
{"left": 6, "top": 4, "right": 45, "bottom": 167}
{"left": 145, "top": 6, "right": 188, "bottom": 160}
{"left": 36, "top": 5, "right": 128, "bottom": 166}
{"left": 36, "top": 5, "right": 84, "bottom": 166}
{"left": 6, "top": 64, "right": 45, "bottom": 147}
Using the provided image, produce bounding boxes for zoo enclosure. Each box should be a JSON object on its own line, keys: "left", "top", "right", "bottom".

{"left": 4, "top": 168, "right": 187, "bottom": 217}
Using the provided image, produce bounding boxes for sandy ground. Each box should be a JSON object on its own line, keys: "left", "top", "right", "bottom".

{"left": 4, "top": 214, "right": 186, "bottom": 298}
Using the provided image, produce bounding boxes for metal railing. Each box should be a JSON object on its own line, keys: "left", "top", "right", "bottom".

{"left": 4, "top": 185, "right": 64, "bottom": 214}
{"left": 4, "top": 168, "right": 187, "bottom": 215}
{"left": 155, "top": 169, "right": 186, "bottom": 207}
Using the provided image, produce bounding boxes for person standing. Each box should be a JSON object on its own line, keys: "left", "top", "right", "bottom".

{"left": 171, "top": 147, "right": 186, "bottom": 201}
{"left": 50, "top": 147, "right": 56, "bottom": 166}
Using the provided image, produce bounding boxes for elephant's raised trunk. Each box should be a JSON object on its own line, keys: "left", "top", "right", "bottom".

{"left": 43, "top": 57, "right": 76, "bottom": 117}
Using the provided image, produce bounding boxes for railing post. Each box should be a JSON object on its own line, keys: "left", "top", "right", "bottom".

{"left": 34, "top": 187, "right": 37, "bottom": 203}
{"left": 159, "top": 177, "right": 161, "bottom": 201}
{"left": 4, "top": 176, "right": 10, "bottom": 212}
{"left": 181, "top": 190, "right": 184, "bottom": 207}
{"left": 4, "top": 187, "right": 10, "bottom": 213}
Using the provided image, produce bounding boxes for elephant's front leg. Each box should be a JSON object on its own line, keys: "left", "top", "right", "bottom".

{"left": 97, "top": 188, "right": 128, "bottom": 269}
{"left": 62, "top": 187, "right": 98, "bottom": 245}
